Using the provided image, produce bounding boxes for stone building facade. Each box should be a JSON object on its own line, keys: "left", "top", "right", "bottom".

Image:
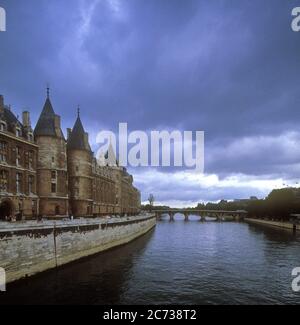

{"left": 0, "top": 95, "right": 39, "bottom": 220}
{"left": 0, "top": 92, "right": 141, "bottom": 220}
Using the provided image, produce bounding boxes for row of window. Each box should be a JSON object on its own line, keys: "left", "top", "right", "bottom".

{"left": 0, "top": 141, "right": 35, "bottom": 168}
{"left": 93, "top": 180, "right": 116, "bottom": 204}
{"left": 0, "top": 122, "right": 34, "bottom": 141}
{"left": 0, "top": 170, "right": 35, "bottom": 194}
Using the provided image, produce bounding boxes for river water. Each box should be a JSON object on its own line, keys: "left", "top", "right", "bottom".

{"left": 1, "top": 215, "right": 300, "bottom": 305}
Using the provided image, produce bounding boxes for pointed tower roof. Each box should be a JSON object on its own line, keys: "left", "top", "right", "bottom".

{"left": 104, "top": 141, "right": 118, "bottom": 166}
{"left": 34, "top": 87, "right": 63, "bottom": 138}
{"left": 67, "top": 109, "right": 91, "bottom": 151}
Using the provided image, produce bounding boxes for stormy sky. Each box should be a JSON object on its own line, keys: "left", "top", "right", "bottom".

{"left": 1, "top": 0, "right": 300, "bottom": 207}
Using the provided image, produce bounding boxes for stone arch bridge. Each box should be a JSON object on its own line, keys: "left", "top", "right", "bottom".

{"left": 154, "top": 209, "right": 248, "bottom": 222}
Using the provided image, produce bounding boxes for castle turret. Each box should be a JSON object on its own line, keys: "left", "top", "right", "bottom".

{"left": 67, "top": 109, "right": 93, "bottom": 217}
{"left": 34, "top": 88, "right": 68, "bottom": 216}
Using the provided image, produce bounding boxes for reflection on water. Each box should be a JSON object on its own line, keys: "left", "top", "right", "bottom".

{"left": 0, "top": 215, "right": 300, "bottom": 305}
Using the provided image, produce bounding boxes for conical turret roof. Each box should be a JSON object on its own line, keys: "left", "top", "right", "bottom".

{"left": 67, "top": 115, "right": 91, "bottom": 151}
{"left": 34, "top": 91, "right": 64, "bottom": 139}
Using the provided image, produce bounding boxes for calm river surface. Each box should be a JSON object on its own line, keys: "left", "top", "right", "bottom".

{"left": 1, "top": 215, "right": 300, "bottom": 305}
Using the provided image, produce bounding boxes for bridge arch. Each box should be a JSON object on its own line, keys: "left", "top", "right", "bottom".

{"left": 155, "top": 209, "right": 247, "bottom": 222}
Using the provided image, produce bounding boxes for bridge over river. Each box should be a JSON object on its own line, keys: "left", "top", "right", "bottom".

{"left": 154, "top": 209, "right": 248, "bottom": 222}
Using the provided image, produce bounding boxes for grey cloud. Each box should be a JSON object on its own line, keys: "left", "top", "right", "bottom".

{"left": 1, "top": 0, "right": 299, "bottom": 204}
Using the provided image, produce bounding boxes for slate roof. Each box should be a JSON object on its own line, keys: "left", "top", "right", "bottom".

{"left": 1, "top": 106, "right": 21, "bottom": 127}
{"left": 34, "top": 97, "right": 64, "bottom": 138}
{"left": 67, "top": 116, "right": 91, "bottom": 151}
{"left": 0, "top": 106, "right": 27, "bottom": 138}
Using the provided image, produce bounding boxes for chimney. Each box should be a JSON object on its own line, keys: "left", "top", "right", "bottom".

{"left": 22, "top": 111, "right": 31, "bottom": 128}
{"left": 84, "top": 132, "right": 89, "bottom": 149}
{"left": 0, "top": 95, "right": 4, "bottom": 113}
{"left": 67, "top": 128, "right": 72, "bottom": 139}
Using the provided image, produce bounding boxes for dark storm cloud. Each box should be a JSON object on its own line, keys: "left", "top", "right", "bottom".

{"left": 0, "top": 0, "right": 299, "bottom": 205}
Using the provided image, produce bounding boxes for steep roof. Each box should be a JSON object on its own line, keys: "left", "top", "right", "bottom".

{"left": 67, "top": 116, "right": 91, "bottom": 151}
{"left": 1, "top": 106, "right": 21, "bottom": 127}
{"left": 0, "top": 106, "right": 24, "bottom": 134}
{"left": 34, "top": 97, "right": 64, "bottom": 138}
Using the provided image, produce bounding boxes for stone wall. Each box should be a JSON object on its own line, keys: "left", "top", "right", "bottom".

{"left": 67, "top": 149, "right": 93, "bottom": 216}
{"left": 245, "top": 218, "right": 300, "bottom": 232}
{"left": 0, "top": 214, "right": 156, "bottom": 283}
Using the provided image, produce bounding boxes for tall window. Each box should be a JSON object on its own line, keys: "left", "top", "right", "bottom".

{"left": 28, "top": 175, "right": 34, "bottom": 194}
{"left": 51, "top": 170, "right": 57, "bottom": 180}
{"left": 16, "top": 146, "right": 21, "bottom": 166}
{"left": 16, "top": 173, "right": 22, "bottom": 193}
{"left": 51, "top": 183, "right": 56, "bottom": 194}
{"left": 0, "top": 170, "right": 8, "bottom": 192}
{"left": 0, "top": 141, "right": 7, "bottom": 162}
{"left": 28, "top": 151, "right": 34, "bottom": 169}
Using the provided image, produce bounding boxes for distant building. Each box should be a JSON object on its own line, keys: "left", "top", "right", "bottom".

{"left": 234, "top": 196, "right": 258, "bottom": 203}
{"left": 0, "top": 91, "right": 141, "bottom": 220}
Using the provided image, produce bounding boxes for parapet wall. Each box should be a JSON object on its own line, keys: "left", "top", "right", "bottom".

{"left": 0, "top": 215, "right": 156, "bottom": 283}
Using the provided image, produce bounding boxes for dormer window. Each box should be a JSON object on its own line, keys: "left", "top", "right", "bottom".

{"left": 16, "top": 127, "right": 22, "bottom": 137}
{"left": 0, "top": 121, "right": 6, "bottom": 132}
{"left": 28, "top": 132, "right": 33, "bottom": 142}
